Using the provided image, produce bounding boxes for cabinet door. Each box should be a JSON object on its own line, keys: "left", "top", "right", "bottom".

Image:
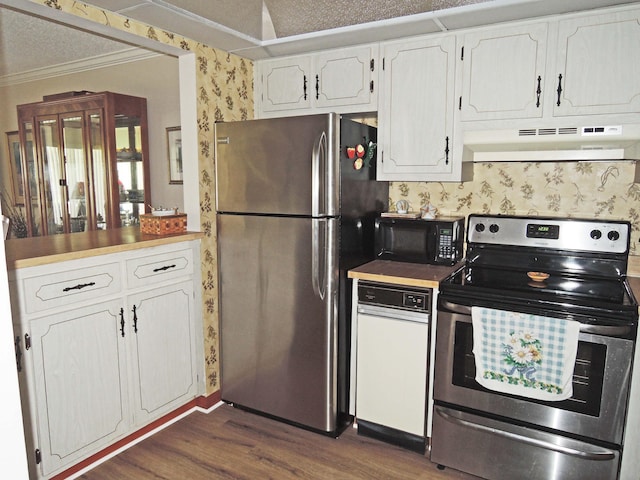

{"left": 460, "top": 24, "right": 548, "bottom": 121}
{"left": 29, "top": 300, "right": 128, "bottom": 477}
{"left": 315, "top": 45, "right": 377, "bottom": 109}
{"left": 378, "top": 36, "right": 456, "bottom": 180}
{"left": 554, "top": 10, "right": 640, "bottom": 116}
{"left": 259, "top": 56, "right": 312, "bottom": 114}
{"left": 127, "top": 281, "right": 197, "bottom": 425}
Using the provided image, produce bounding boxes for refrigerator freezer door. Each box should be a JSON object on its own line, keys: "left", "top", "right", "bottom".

{"left": 218, "top": 213, "right": 340, "bottom": 432}
{"left": 215, "top": 114, "right": 339, "bottom": 217}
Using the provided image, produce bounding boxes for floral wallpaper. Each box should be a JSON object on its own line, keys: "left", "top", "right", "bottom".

{"left": 31, "top": 0, "right": 253, "bottom": 394}
{"left": 390, "top": 160, "right": 640, "bottom": 255}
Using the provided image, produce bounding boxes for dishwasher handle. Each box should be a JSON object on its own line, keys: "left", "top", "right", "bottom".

{"left": 358, "top": 303, "right": 430, "bottom": 323}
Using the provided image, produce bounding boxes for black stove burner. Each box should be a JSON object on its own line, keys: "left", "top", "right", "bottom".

{"left": 440, "top": 266, "right": 638, "bottom": 323}
{"left": 463, "top": 266, "right": 628, "bottom": 304}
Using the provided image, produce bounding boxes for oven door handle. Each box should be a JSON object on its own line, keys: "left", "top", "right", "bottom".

{"left": 435, "top": 406, "right": 616, "bottom": 461}
{"left": 440, "top": 300, "right": 633, "bottom": 337}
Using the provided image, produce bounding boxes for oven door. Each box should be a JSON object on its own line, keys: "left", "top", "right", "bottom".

{"left": 431, "top": 405, "right": 620, "bottom": 480}
{"left": 434, "top": 297, "right": 634, "bottom": 445}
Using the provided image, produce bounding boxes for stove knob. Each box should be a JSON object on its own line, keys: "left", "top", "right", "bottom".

{"left": 590, "top": 229, "right": 602, "bottom": 239}
{"left": 489, "top": 224, "right": 499, "bottom": 233}
{"left": 475, "top": 223, "right": 485, "bottom": 232}
{"left": 608, "top": 230, "right": 620, "bottom": 241}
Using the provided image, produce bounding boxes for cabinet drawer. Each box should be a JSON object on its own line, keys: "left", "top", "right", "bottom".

{"left": 126, "top": 248, "right": 193, "bottom": 288}
{"left": 22, "top": 263, "right": 121, "bottom": 314}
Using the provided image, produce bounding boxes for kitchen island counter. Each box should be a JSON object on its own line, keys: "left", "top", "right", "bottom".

{"left": 5, "top": 227, "right": 204, "bottom": 270}
{"left": 348, "top": 259, "right": 463, "bottom": 288}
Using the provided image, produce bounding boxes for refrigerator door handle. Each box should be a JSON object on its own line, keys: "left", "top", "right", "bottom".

{"left": 312, "top": 218, "right": 327, "bottom": 300}
{"left": 311, "top": 131, "right": 327, "bottom": 217}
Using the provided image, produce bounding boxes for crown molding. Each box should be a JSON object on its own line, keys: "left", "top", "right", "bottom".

{"left": 0, "top": 48, "right": 162, "bottom": 87}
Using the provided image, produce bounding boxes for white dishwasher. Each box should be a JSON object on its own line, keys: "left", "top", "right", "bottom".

{"left": 355, "top": 281, "right": 431, "bottom": 454}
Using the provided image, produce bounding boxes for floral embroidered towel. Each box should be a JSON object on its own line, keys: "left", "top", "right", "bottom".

{"left": 471, "top": 307, "right": 580, "bottom": 401}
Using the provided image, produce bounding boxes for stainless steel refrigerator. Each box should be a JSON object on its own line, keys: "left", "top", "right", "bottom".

{"left": 215, "top": 113, "right": 388, "bottom": 435}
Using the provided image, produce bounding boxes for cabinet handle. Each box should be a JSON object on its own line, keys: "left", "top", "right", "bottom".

{"left": 370, "top": 59, "right": 375, "bottom": 72}
{"left": 120, "top": 307, "right": 125, "bottom": 337}
{"left": 536, "top": 75, "right": 542, "bottom": 108}
{"left": 303, "top": 75, "right": 307, "bottom": 100}
{"left": 445, "top": 136, "right": 450, "bottom": 165}
{"left": 15, "top": 336, "right": 22, "bottom": 373}
{"left": 556, "top": 73, "right": 563, "bottom": 106}
{"left": 62, "top": 281, "right": 96, "bottom": 292}
{"left": 315, "top": 74, "right": 319, "bottom": 100}
{"left": 132, "top": 305, "right": 138, "bottom": 334}
{"left": 153, "top": 264, "right": 176, "bottom": 273}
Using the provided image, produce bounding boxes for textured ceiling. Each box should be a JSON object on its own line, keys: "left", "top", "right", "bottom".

{"left": 0, "top": 0, "right": 491, "bottom": 78}
{"left": 0, "top": 8, "right": 132, "bottom": 78}
{"left": 264, "top": 0, "right": 487, "bottom": 37}
{"left": 1, "top": 0, "right": 638, "bottom": 79}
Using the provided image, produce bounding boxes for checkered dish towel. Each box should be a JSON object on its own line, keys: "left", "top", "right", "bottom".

{"left": 471, "top": 307, "right": 580, "bottom": 401}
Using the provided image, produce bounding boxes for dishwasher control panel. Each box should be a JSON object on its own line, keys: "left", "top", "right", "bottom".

{"left": 358, "top": 281, "right": 431, "bottom": 313}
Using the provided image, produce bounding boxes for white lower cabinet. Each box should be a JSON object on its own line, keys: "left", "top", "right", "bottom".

{"left": 29, "top": 300, "right": 129, "bottom": 477}
{"left": 128, "top": 281, "right": 197, "bottom": 424}
{"left": 10, "top": 240, "right": 201, "bottom": 479}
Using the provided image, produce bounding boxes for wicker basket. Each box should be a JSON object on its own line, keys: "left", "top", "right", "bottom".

{"left": 140, "top": 214, "right": 187, "bottom": 235}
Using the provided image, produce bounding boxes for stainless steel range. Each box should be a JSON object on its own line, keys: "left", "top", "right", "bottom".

{"left": 432, "top": 214, "right": 638, "bottom": 480}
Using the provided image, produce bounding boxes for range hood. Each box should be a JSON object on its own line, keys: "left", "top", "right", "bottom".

{"left": 464, "top": 124, "right": 640, "bottom": 162}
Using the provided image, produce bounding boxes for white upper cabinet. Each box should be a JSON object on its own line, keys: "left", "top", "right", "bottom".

{"left": 378, "top": 35, "right": 460, "bottom": 181}
{"left": 258, "top": 56, "right": 312, "bottom": 113}
{"left": 459, "top": 6, "right": 640, "bottom": 124}
{"left": 553, "top": 9, "right": 640, "bottom": 116}
{"left": 315, "top": 47, "right": 377, "bottom": 109}
{"left": 256, "top": 45, "right": 378, "bottom": 117}
{"left": 460, "top": 24, "right": 548, "bottom": 121}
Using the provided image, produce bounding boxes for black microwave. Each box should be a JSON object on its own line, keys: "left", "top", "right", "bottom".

{"left": 374, "top": 216, "right": 465, "bottom": 265}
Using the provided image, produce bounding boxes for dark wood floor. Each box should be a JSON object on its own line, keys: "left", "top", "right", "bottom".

{"left": 79, "top": 404, "right": 481, "bottom": 479}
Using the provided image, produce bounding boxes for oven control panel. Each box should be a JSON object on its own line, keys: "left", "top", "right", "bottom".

{"left": 467, "top": 215, "right": 630, "bottom": 254}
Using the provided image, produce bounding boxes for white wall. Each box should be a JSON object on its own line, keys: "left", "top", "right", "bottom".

{"left": 0, "top": 54, "right": 183, "bottom": 211}
{"left": 0, "top": 204, "right": 29, "bottom": 479}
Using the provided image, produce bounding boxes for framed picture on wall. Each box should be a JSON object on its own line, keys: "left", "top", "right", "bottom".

{"left": 167, "top": 126, "right": 183, "bottom": 184}
{"left": 5, "top": 131, "right": 24, "bottom": 205}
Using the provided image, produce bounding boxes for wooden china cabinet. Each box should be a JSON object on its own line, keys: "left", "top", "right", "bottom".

{"left": 16, "top": 91, "right": 150, "bottom": 237}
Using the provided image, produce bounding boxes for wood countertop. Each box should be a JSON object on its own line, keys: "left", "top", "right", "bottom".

{"left": 348, "top": 259, "right": 464, "bottom": 288}
{"left": 5, "top": 227, "right": 204, "bottom": 270}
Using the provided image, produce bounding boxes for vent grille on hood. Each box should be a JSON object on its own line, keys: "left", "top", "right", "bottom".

{"left": 464, "top": 124, "right": 640, "bottom": 162}
{"left": 518, "top": 127, "right": 579, "bottom": 137}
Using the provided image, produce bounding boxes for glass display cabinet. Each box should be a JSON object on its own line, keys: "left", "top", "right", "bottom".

{"left": 16, "top": 91, "right": 150, "bottom": 237}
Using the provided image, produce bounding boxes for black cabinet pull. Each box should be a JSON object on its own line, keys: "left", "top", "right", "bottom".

{"left": 315, "top": 74, "right": 319, "bottom": 100}
{"left": 132, "top": 305, "right": 138, "bottom": 334}
{"left": 445, "top": 136, "right": 450, "bottom": 165}
{"left": 536, "top": 75, "right": 542, "bottom": 108}
{"left": 370, "top": 80, "right": 374, "bottom": 93}
{"left": 63, "top": 281, "right": 96, "bottom": 292}
{"left": 153, "top": 264, "right": 176, "bottom": 273}
{"left": 556, "top": 74, "right": 563, "bottom": 106}
{"left": 15, "top": 336, "right": 22, "bottom": 373}
{"left": 120, "top": 307, "right": 125, "bottom": 337}
{"left": 303, "top": 75, "right": 307, "bottom": 100}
